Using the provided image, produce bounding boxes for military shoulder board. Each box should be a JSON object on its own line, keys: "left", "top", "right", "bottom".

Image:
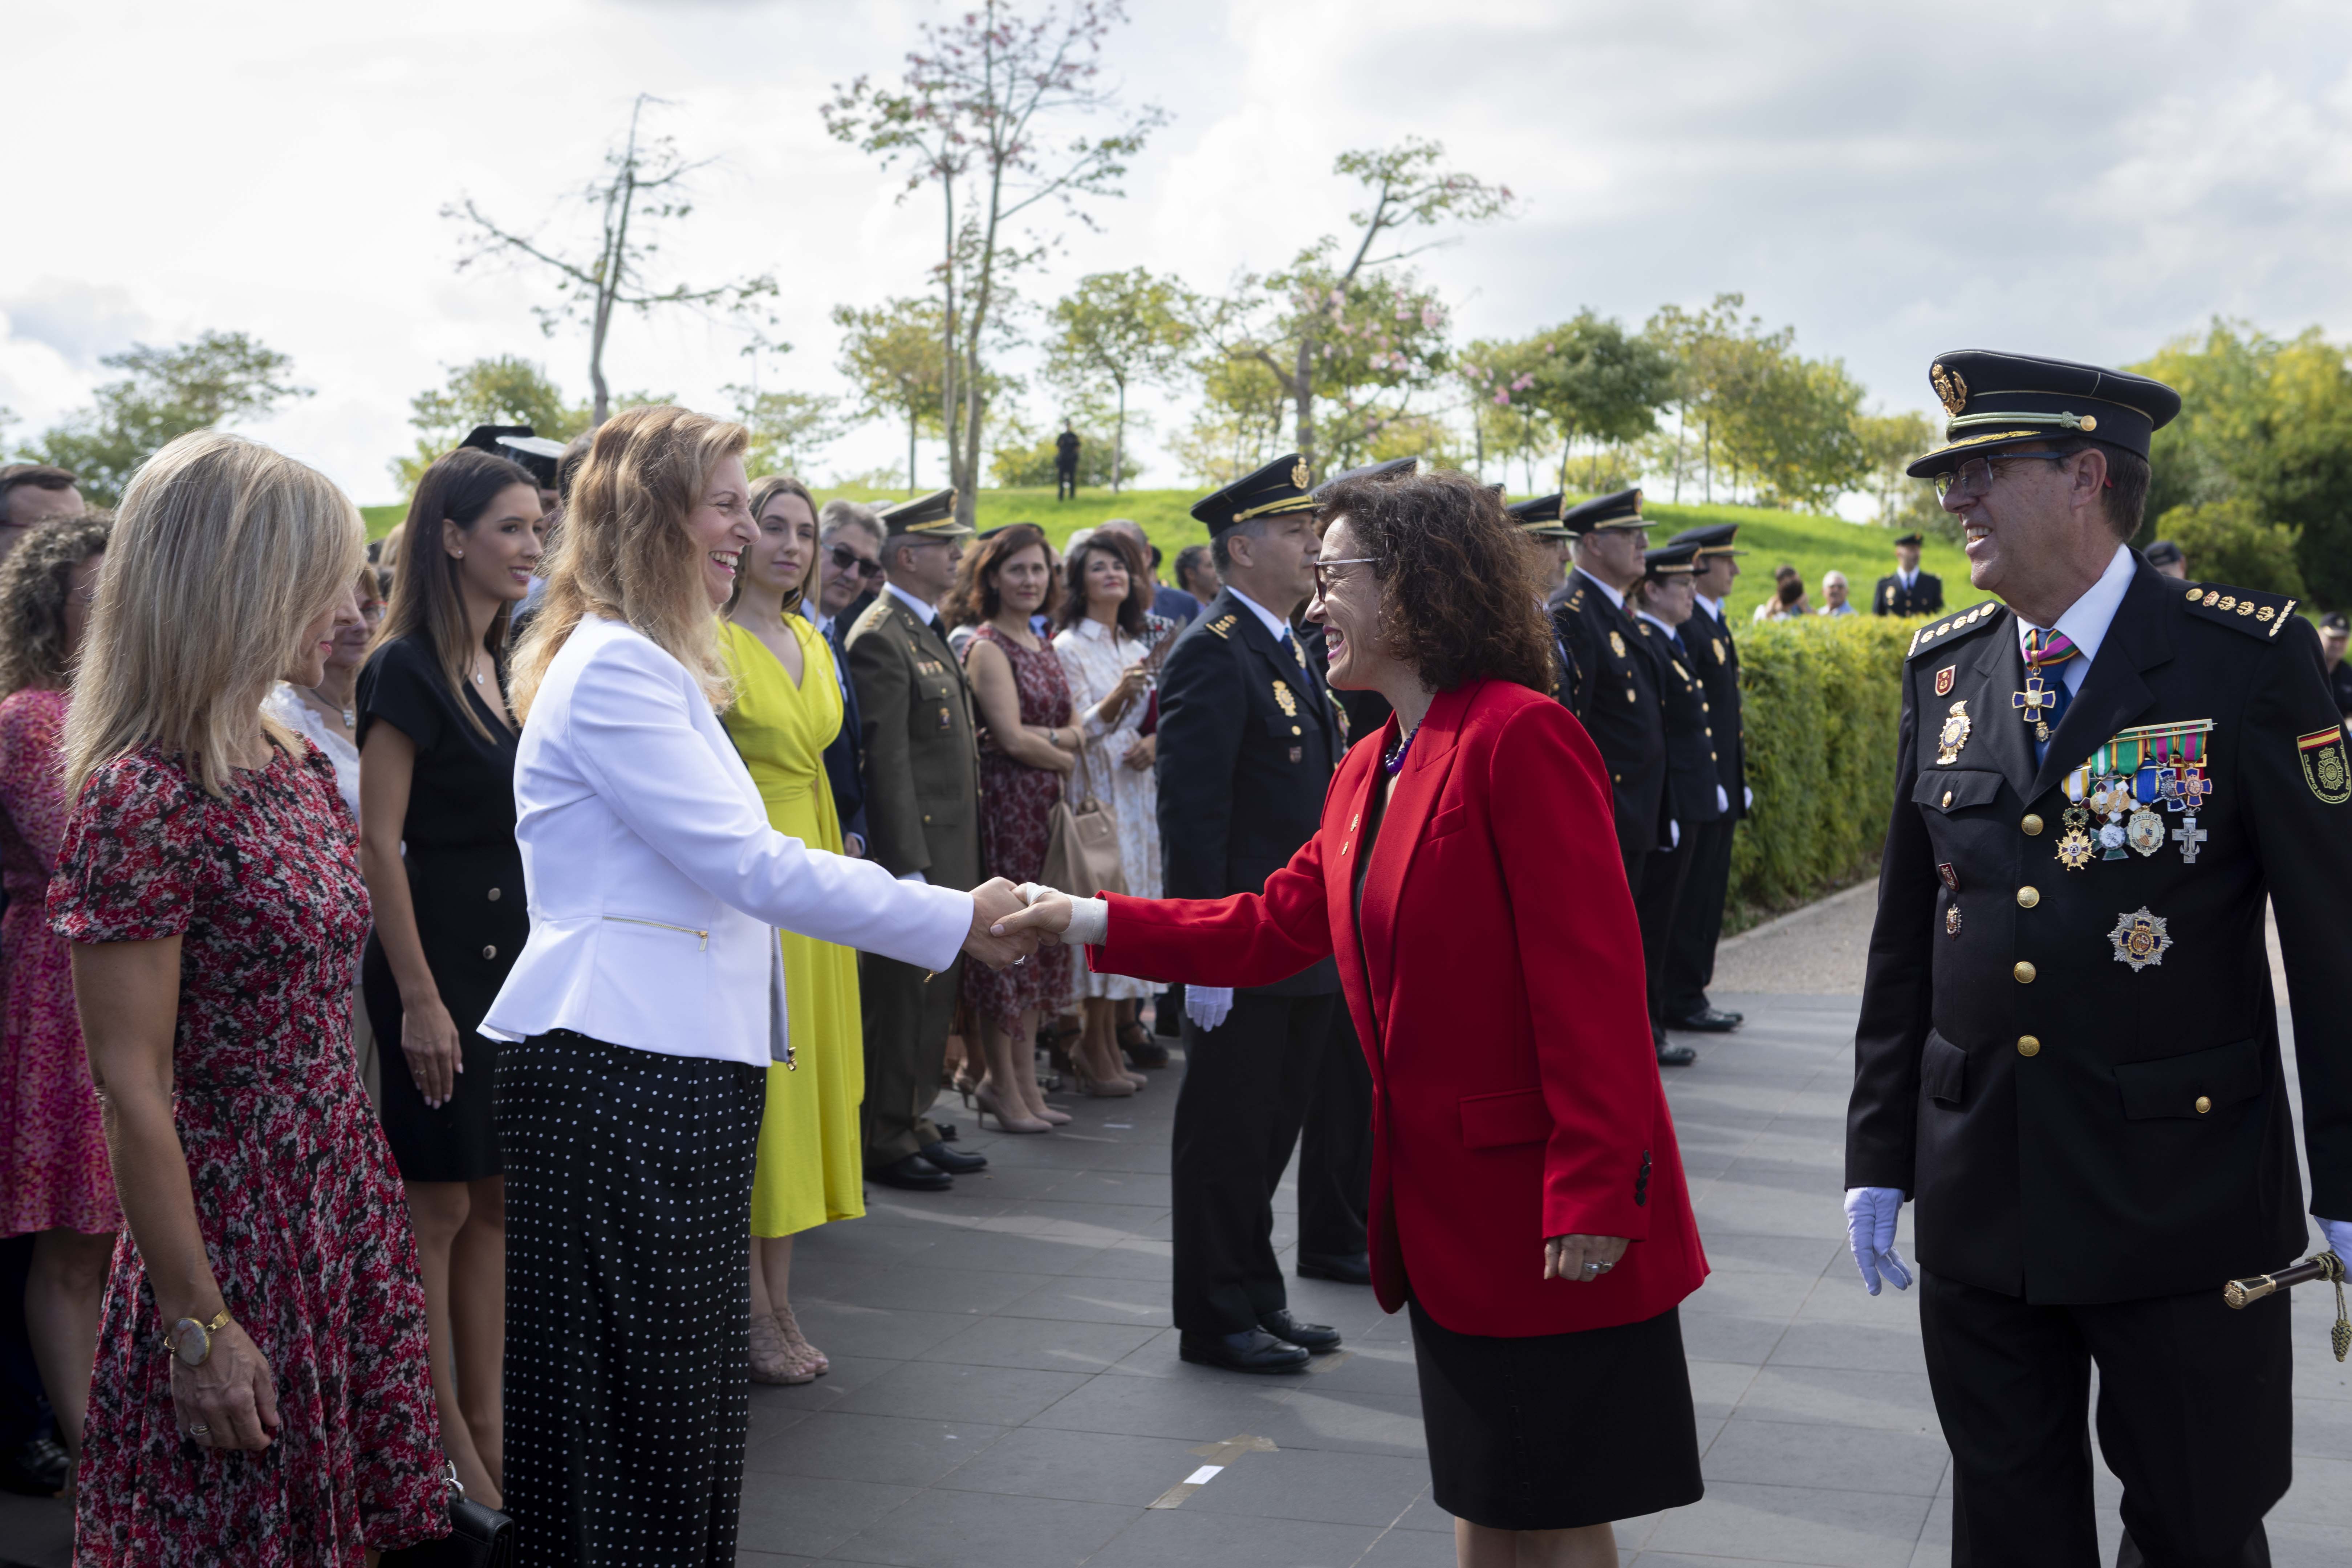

{"left": 2177, "top": 582, "right": 2296, "bottom": 640}
{"left": 1905, "top": 601, "right": 2004, "bottom": 661}
{"left": 1205, "top": 614, "right": 1238, "bottom": 640}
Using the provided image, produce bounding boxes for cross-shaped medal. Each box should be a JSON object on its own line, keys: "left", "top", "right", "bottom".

{"left": 2172, "top": 815, "right": 2207, "bottom": 863}
{"left": 2012, "top": 677, "right": 2059, "bottom": 741}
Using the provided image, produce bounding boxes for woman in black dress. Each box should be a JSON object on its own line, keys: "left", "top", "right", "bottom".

{"left": 355, "top": 446, "right": 544, "bottom": 1510}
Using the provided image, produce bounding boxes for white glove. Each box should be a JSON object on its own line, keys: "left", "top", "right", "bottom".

{"left": 2320, "top": 1217, "right": 2352, "bottom": 1261}
{"left": 1715, "top": 784, "right": 1730, "bottom": 815}
{"left": 1669, "top": 819, "right": 1681, "bottom": 849}
{"left": 1744, "top": 785, "right": 1754, "bottom": 810}
{"left": 1186, "top": 986, "right": 1234, "bottom": 1031}
{"left": 1843, "top": 1186, "right": 1914, "bottom": 1296}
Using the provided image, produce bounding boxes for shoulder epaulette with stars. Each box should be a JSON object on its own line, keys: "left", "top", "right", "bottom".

{"left": 2177, "top": 580, "right": 2298, "bottom": 641}
{"left": 1563, "top": 588, "right": 1586, "bottom": 612}
{"left": 849, "top": 597, "right": 893, "bottom": 638}
{"left": 1205, "top": 614, "right": 1238, "bottom": 640}
{"left": 1905, "top": 600, "right": 2005, "bottom": 661}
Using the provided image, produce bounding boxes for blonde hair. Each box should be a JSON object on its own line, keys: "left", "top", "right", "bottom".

{"left": 64, "top": 431, "right": 365, "bottom": 799}
{"left": 508, "top": 405, "right": 748, "bottom": 721}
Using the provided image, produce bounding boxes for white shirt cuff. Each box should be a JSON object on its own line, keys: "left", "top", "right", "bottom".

{"left": 1065, "top": 895, "right": 1109, "bottom": 947}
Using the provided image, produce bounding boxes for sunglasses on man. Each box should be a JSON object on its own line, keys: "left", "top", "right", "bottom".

{"left": 830, "top": 544, "right": 885, "bottom": 580}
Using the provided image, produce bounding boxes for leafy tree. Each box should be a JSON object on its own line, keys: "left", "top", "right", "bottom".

{"left": 1044, "top": 269, "right": 1190, "bottom": 493}
{"left": 392, "top": 355, "right": 589, "bottom": 491}
{"left": 446, "top": 94, "right": 779, "bottom": 425}
{"left": 1853, "top": 410, "right": 1939, "bottom": 524}
{"left": 832, "top": 298, "right": 949, "bottom": 495}
{"left": 1723, "top": 354, "right": 1868, "bottom": 511}
{"left": 21, "top": 331, "right": 310, "bottom": 507}
{"left": 825, "top": 0, "right": 1166, "bottom": 528}
{"left": 726, "top": 386, "right": 847, "bottom": 479}
{"left": 2154, "top": 497, "right": 2306, "bottom": 597}
{"left": 1171, "top": 353, "right": 1292, "bottom": 487}
{"left": 1194, "top": 138, "right": 1513, "bottom": 471}
{"left": 1454, "top": 337, "right": 1548, "bottom": 489}
{"left": 1520, "top": 312, "right": 1674, "bottom": 492}
{"left": 1644, "top": 294, "right": 1751, "bottom": 502}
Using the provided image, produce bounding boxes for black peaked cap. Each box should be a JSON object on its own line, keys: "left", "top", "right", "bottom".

{"left": 1907, "top": 350, "right": 2182, "bottom": 477}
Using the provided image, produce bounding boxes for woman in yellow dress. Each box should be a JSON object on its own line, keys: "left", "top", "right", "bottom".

{"left": 721, "top": 475, "right": 862, "bottom": 1384}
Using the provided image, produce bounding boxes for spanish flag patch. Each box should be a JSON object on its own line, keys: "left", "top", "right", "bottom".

{"left": 2297, "top": 726, "right": 2351, "bottom": 804}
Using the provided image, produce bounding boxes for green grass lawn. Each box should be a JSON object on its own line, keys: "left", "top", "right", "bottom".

{"left": 366, "top": 485, "right": 1970, "bottom": 626}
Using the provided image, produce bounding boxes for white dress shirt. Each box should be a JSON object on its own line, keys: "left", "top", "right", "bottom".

{"left": 1573, "top": 565, "right": 1628, "bottom": 612}
{"left": 885, "top": 581, "right": 939, "bottom": 625}
{"left": 1225, "top": 585, "right": 1295, "bottom": 643}
{"left": 2016, "top": 544, "right": 2135, "bottom": 767}
{"left": 481, "top": 617, "right": 971, "bottom": 1066}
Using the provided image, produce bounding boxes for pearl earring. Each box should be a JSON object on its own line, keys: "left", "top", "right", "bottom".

{"left": 455, "top": 551, "right": 464, "bottom": 558}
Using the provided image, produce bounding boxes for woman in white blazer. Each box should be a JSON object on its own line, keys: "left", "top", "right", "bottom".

{"left": 481, "top": 405, "right": 1031, "bottom": 1568}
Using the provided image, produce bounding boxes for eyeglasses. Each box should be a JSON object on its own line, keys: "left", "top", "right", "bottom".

{"left": 830, "top": 544, "right": 885, "bottom": 581}
{"left": 1934, "top": 451, "right": 2077, "bottom": 499}
{"left": 1313, "top": 556, "right": 1375, "bottom": 594}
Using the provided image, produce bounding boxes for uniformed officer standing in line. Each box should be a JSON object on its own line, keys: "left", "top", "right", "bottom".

{"left": 1661, "top": 523, "right": 1748, "bottom": 1033}
{"left": 1156, "top": 454, "right": 1348, "bottom": 1373}
{"left": 1505, "top": 493, "right": 1583, "bottom": 702}
{"left": 1873, "top": 530, "right": 1944, "bottom": 616}
{"left": 846, "top": 488, "right": 991, "bottom": 1191}
{"left": 1552, "top": 488, "right": 1689, "bottom": 1065}
{"left": 1628, "top": 542, "right": 1725, "bottom": 1051}
{"left": 1845, "top": 351, "right": 2352, "bottom": 1567}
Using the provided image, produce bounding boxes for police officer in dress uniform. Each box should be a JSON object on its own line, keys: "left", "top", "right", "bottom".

{"left": 1845, "top": 350, "right": 2352, "bottom": 1567}
{"left": 1552, "top": 488, "right": 1691, "bottom": 1065}
{"left": 846, "top": 488, "right": 991, "bottom": 1191}
{"left": 1661, "top": 523, "right": 1747, "bottom": 1032}
{"left": 1506, "top": 492, "right": 1584, "bottom": 702}
{"left": 1629, "top": 541, "right": 1726, "bottom": 1052}
{"left": 1157, "top": 454, "right": 1349, "bottom": 1373}
{"left": 1874, "top": 531, "right": 1945, "bottom": 616}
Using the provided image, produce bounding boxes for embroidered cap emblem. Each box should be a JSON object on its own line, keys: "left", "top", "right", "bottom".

{"left": 2108, "top": 906, "right": 2172, "bottom": 972}
{"left": 1935, "top": 665, "right": 1955, "bottom": 698}
{"left": 1930, "top": 362, "right": 1969, "bottom": 417}
{"left": 1291, "top": 457, "right": 1311, "bottom": 490}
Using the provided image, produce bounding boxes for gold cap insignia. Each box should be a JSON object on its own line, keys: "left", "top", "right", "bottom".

{"left": 1930, "top": 363, "right": 1969, "bottom": 417}
{"left": 1291, "top": 457, "right": 1311, "bottom": 490}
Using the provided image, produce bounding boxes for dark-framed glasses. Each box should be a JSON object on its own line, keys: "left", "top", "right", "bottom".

{"left": 1934, "top": 451, "right": 2076, "bottom": 499}
{"left": 1313, "top": 556, "right": 1375, "bottom": 594}
{"left": 829, "top": 544, "right": 885, "bottom": 581}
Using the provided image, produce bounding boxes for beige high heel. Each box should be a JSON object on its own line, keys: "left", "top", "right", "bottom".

{"left": 775, "top": 1303, "right": 828, "bottom": 1377}
{"left": 750, "top": 1309, "right": 814, "bottom": 1385}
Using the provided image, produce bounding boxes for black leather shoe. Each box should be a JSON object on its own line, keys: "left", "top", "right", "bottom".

{"left": 1258, "top": 1310, "right": 1341, "bottom": 1352}
{"left": 869, "top": 1154, "right": 952, "bottom": 1191}
{"left": 1178, "top": 1329, "right": 1311, "bottom": 1374}
{"left": 0, "top": 1435, "right": 68, "bottom": 1497}
{"left": 1121, "top": 1035, "right": 1171, "bottom": 1070}
{"left": 921, "top": 1140, "right": 987, "bottom": 1174}
{"left": 1656, "top": 1039, "right": 1698, "bottom": 1067}
{"left": 1666, "top": 1007, "right": 1742, "bottom": 1032}
{"left": 1296, "top": 1251, "right": 1372, "bottom": 1285}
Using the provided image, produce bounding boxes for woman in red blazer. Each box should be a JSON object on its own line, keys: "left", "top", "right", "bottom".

{"left": 1000, "top": 471, "right": 1706, "bottom": 1566}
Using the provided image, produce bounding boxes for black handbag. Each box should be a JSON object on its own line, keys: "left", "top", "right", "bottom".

{"left": 379, "top": 1463, "right": 514, "bottom": 1567}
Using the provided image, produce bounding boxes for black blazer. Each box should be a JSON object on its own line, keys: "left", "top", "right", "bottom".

{"left": 1874, "top": 572, "right": 1945, "bottom": 617}
{"left": 1154, "top": 588, "right": 1341, "bottom": 996}
{"left": 1552, "top": 572, "right": 1669, "bottom": 855}
{"left": 1637, "top": 617, "right": 1720, "bottom": 829}
{"left": 1846, "top": 561, "right": 2352, "bottom": 1303}
{"left": 1680, "top": 599, "right": 1746, "bottom": 820}
{"left": 815, "top": 615, "right": 870, "bottom": 850}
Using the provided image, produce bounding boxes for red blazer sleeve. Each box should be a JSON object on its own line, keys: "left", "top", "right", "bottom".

{"left": 1088, "top": 825, "right": 1335, "bottom": 988}
{"left": 1490, "top": 700, "right": 1660, "bottom": 1242}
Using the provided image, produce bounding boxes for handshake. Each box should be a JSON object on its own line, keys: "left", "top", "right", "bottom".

{"left": 958, "top": 879, "right": 1079, "bottom": 971}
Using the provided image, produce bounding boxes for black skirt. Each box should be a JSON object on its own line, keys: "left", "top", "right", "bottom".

{"left": 1409, "top": 1299, "right": 1703, "bottom": 1532}
{"left": 497, "top": 1031, "right": 765, "bottom": 1567}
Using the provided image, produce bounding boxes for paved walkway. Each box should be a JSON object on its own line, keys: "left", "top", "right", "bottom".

{"left": 4, "top": 974, "right": 2344, "bottom": 1566}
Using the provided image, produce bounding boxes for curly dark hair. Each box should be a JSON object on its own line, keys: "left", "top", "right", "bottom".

{"left": 1314, "top": 470, "right": 1552, "bottom": 693}
{"left": 943, "top": 523, "right": 1063, "bottom": 629}
{"left": 1054, "top": 529, "right": 1151, "bottom": 637}
{"left": 0, "top": 512, "right": 112, "bottom": 697}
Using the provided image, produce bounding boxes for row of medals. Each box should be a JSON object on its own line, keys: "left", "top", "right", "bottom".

{"left": 2056, "top": 765, "right": 2209, "bottom": 871}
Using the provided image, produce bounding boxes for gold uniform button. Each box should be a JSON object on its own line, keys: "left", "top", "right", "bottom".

{"left": 487, "top": 887, "right": 503, "bottom": 902}
{"left": 2017, "top": 1035, "right": 2040, "bottom": 1057}
{"left": 2016, "top": 886, "right": 2040, "bottom": 909}
{"left": 922, "top": 813, "right": 932, "bottom": 823}
{"left": 2022, "top": 813, "right": 2045, "bottom": 836}
{"left": 2013, "top": 960, "right": 2036, "bottom": 984}
{"left": 1291, "top": 725, "right": 1302, "bottom": 735}
{"left": 2195, "top": 1095, "right": 2213, "bottom": 1114}
{"left": 482, "top": 945, "right": 498, "bottom": 961}
{"left": 1942, "top": 790, "right": 1953, "bottom": 808}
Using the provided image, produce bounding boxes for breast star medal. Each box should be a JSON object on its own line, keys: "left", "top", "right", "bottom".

{"left": 1935, "top": 700, "right": 1973, "bottom": 765}
{"left": 2108, "top": 906, "right": 2172, "bottom": 972}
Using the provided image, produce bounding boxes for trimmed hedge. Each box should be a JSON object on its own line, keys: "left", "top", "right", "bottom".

{"left": 1727, "top": 614, "right": 1921, "bottom": 921}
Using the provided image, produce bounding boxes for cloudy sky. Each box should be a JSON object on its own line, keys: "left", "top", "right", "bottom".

{"left": 8, "top": 0, "right": 2352, "bottom": 504}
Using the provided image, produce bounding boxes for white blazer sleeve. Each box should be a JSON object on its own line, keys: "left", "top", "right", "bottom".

{"left": 567, "top": 634, "right": 970, "bottom": 972}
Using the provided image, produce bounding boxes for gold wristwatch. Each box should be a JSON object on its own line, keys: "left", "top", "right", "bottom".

{"left": 163, "top": 1309, "right": 233, "bottom": 1368}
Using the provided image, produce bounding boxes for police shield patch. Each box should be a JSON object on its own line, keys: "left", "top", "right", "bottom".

{"left": 2298, "top": 726, "right": 2352, "bottom": 804}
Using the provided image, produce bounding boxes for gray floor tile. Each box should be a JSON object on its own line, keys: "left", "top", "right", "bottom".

{"left": 1027, "top": 1370, "right": 1300, "bottom": 1442}
{"left": 1768, "top": 1320, "right": 1930, "bottom": 1375}
{"left": 743, "top": 1410, "right": 1006, "bottom": 1487}
{"left": 917, "top": 1313, "right": 1164, "bottom": 1374}
{"left": 1177, "top": 1444, "right": 1430, "bottom": 1527}
{"left": 1687, "top": 1357, "right": 1764, "bottom": 1422}
{"left": 1351, "top": 1527, "right": 1464, "bottom": 1565}
{"left": 2293, "top": 1394, "right": 2352, "bottom": 1459}
{"left": 1058, "top": 1239, "right": 1176, "bottom": 1281}
{"left": 803, "top": 1263, "right": 1041, "bottom": 1317}
{"left": 838, "top": 1359, "right": 1092, "bottom": 1425}
{"left": 1639, "top": 1480, "right": 1933, "bottom": 1568}
{"left": 931, "top": 1425, "right": 1205, "bottom": 1506}
{"left": 997, "top": 1273, "right": 1175, "bottom": 1328}
{"left": 1678, "top": 1312, "right": 1791, "bottom": 1366}
{"left": 1698, "top": 1231, "right": 1848, "bottom": 1276}
{"left": 1262, "top": 1387, "right": 1428, "bottom": 1457}
{"left": 1909, "top": 1496, "right": 1954, "bottom": 1567}
{"left": 1702, "top": 1418, "right": 1949, "bottom": 1496}
{"left": 1082, "top": 1507, "right": 1384, "bottom": 1567}
{"left": 1729, "top": 1367, "right": 1943, "bottom": 1433}
{"left": 746, "top": 1353, "right": 907, "bottom": 1415}
{"left": 734, "top": 1473, "right": 918, "bottom": 1559}
{"left": 1683, "top": 1270, "right": 1820, "bottom": 1320}
{"left": 1292, "top": 1342, "right": 1424, "bottom": 1397}
{"left": 826, "top": 1485, "right": 1135, "bottom": 1568}
{"left": 789, "top": 1300, "right": 976, "bottom": 1362}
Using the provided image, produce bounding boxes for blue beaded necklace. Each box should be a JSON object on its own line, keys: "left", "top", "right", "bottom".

{"left": 1381, "top": 720, "right": 1420, "bottom": 776}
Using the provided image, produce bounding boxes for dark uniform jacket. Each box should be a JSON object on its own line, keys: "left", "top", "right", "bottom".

{"left": 845, "top": 592, "right": 981, "bottom": 890}
{"left": 1636, "top": 615, "right": 1721, "bottom": 830}
{"left": 2329, "top": 655, "right": 2352, "bottom": 720}
{"left": 1874, "top": 570, "right": 1944, "bottom": 617}
{"left": 1846, "top": 561, "right": 2352, "bottom": 1304}
{"left": 1681, "top": 598, "right": 1746, "bottom": 821}
{"left": 1155, "top": 588, "right": 1341, "bottom": 996}
{"left": 1554, "top": 570, "right": 1669, "bottom": 855}
{"left": 816, "top": 615, "right": 870, "bottom": 849}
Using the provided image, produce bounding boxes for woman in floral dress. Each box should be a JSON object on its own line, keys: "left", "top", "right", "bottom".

{"left": 950, "top": 524, "right": 1077, "bottom": 1128}
{"left": 0, "top": 513, "right": 116, "bottom": 1477}
{"left": 50, "top": 431, "right": 446, "bottom": 1565}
